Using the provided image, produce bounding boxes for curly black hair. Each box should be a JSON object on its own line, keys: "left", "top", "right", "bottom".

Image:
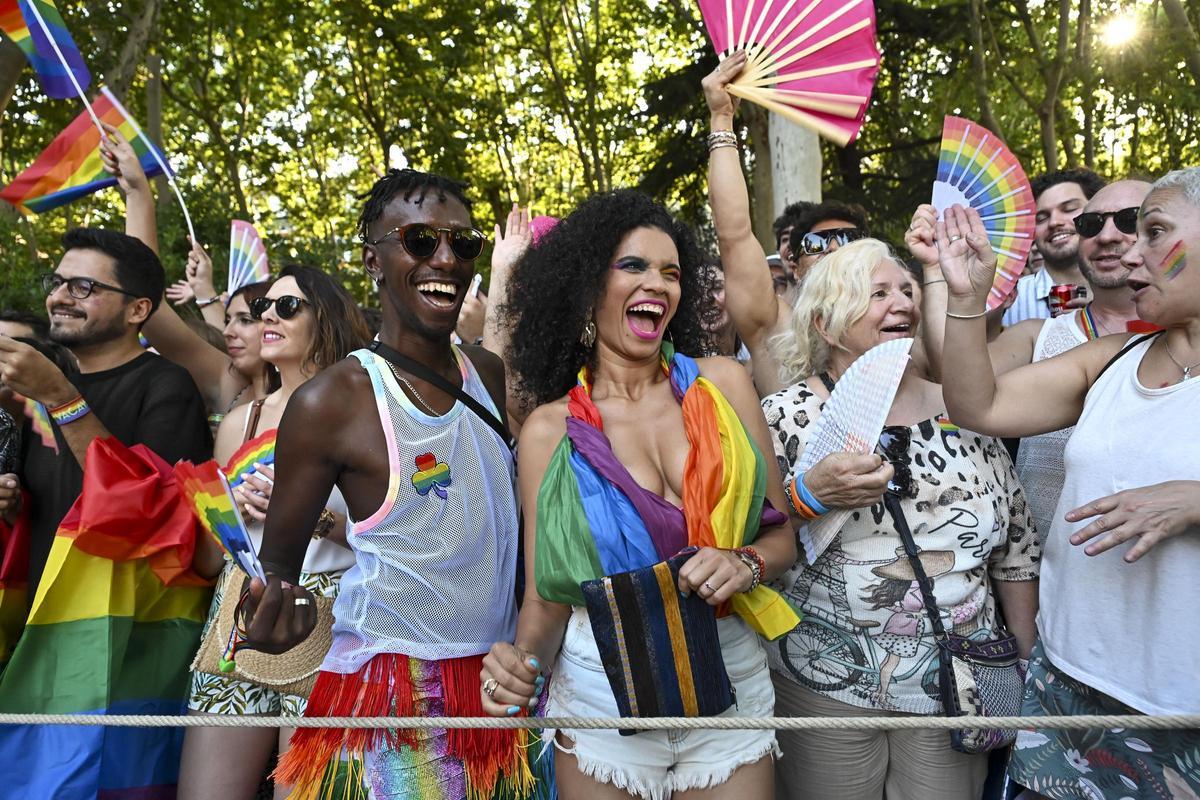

{"left": 502, "top": 190, "right": 712, "bottom": 409}
{"left": 356, "top": 168, "right": 474, "bottom": 242}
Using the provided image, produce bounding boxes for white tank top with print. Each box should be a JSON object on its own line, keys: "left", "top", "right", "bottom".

{"left": 322, "top": 347, "right": 519, "bottom": 674}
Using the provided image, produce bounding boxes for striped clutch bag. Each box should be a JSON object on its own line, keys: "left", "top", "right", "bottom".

{"left": 580, "top": 548, "right": 733, "bottom": 735}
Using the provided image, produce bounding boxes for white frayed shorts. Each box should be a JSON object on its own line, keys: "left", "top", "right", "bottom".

{"left": 545, "top": 607, "right": 779, "bottom": 800}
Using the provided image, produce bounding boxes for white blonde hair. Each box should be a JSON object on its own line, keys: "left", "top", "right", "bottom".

{"left": 1150, "top": 167, "right": 1200, "bottom": 207}
{"left": 772, "top": 238, "right": 906, "bottom": 385}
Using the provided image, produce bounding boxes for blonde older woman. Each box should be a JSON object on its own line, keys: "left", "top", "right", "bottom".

{"left": 760, "top": 237, "right": 1041, "bottom": 800}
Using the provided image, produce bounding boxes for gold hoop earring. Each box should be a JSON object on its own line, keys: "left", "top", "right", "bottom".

{"left": 580, "top": 320, "right": 597, "bottom": 348}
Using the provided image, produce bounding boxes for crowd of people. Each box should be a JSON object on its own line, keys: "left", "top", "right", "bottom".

{"left": 0, "top": 55, "right": 1197, "bottom": 800}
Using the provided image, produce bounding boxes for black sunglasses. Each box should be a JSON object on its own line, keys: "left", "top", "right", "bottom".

{"left": 1073, "top": 207, "right": 1139, "bottom": 239}
{"left": 797, "top": 228, "right": 865, "bottom": 258}
{"left": 368, "top": 224, "right": 486, "bottom": 262}
{"left": 878, "top": 425, "right": 915, "bottom": 498}
{"left": 249, "top": 295, "right": 308, "bottom": 320}
{"left": 41, "top": 273, "right": 139, "bottom": 300}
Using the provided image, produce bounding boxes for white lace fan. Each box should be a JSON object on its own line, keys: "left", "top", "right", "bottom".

{"left": 794, "top": 337, "right": 913, "bottom": 563}
{"left": 696, "top": 0, "right": 882, "bottom": 145}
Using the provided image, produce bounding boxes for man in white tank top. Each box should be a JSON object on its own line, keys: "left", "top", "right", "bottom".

{"left": 238, "top": 170, "right": 538, "bottom": 800}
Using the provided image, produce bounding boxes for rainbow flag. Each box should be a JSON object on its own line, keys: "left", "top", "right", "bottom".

{"left": 0, "top": 86, "right": 172, "bottom": 214}
{"left": 223, "top": 428, "right": 275, "bottom": 489}
{"left": 228, "top": 220, "right": 270, "bottom": 297}
{"left": 0, "top": 0, "right": 91, "bottom": 99}
{"left": 0, "top": 438, "right": 212, "bottom": 798}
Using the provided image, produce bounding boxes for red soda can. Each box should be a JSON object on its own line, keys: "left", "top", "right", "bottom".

{"left": 1048, "top": 284, "right": 1076, "bottom": 316}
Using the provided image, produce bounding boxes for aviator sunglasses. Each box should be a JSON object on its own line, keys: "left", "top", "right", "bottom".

{"left": 797, "top": 227, "right": 865, "bottom": 258}
{"left": 249, "top": 295, "right": 309, "bottom": 320}
{"left": 1073, "top": 207, "right": 1139, "bottom": 239}
{"left": 368, "top": 224, "right": 486, "bottom": 262}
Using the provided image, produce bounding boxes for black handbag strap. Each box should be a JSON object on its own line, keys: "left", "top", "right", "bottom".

{"left": 1094, "top": 331, "right": 1163, "bottom": 383}
{"left": 369, "top": 340, "right": 515, "bottom": 451}
{"left": 882, "top": 492, "right": 949, "bottom": 643}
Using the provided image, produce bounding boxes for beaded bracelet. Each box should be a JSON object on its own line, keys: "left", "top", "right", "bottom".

{"left": 787, "top": 471, "right": 829, "bottom": 520}
{"left": 48, "top": 394, "right": 91, "bottom": 426}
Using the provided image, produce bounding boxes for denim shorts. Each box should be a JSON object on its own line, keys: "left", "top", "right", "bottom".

{"left": 545, "top": 607, "right": 779, "bottom": 800}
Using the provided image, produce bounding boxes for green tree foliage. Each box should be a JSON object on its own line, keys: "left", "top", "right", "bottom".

{"left": 2, "top": 0, "right": 1199, "bottom": 311}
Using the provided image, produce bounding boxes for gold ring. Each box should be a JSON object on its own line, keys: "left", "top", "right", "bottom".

{"left": 483, "top": 678, "right": 499, "bottom": 697}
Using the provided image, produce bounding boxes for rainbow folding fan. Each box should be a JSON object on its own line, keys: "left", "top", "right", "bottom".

{"left": 227, "top": 220, "right": 269, "bottom": 297}
{"left": 696, "top": 0, "right": 882, "bottom": 145}
{"left": 224, "top": 429, "right": 276, "bottom": 491}
{"left": 176, "top": 459, "right": 265, "bottom": 580}
{"left": 793, "top": 337, "right": 913, "bottom": 563}
{"left": 932, "top": 116, "right": 1036, "bottom": 311}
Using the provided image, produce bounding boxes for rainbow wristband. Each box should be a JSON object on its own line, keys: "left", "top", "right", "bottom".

{"left": 48, "top": 395, "right": 91, "bottom": 425}
{"left": 787, "top": 471, "right": 830, "bottom": 520}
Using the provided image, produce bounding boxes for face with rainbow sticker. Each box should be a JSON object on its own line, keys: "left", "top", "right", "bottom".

{"left": 1121, "top": 175, "right": 1200, "bottom": 324}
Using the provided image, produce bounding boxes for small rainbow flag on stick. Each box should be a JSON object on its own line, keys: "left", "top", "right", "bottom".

{"left": 1, "top": 86, "right": 170, "bottom": 213}
{"left": 0, "top": 0, "right": 91, "bottom": 99}
{"left": 175, "top": 460, "right": 265, "bottom": 580}
{"left": 228, "top": 220, "right": 270, "bottom": 297}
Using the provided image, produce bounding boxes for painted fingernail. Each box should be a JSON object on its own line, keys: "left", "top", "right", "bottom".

{"left": 252, "top": 462, "right": 262, "bottom": 469}
{"left": 506, "top": 706, "right": 521, "bottom": 716}
{"left": 528, "top": 697, "right": 539, "bottom": 709}
{"left": 528, "top": 657, "right": 540, "bottom": 670}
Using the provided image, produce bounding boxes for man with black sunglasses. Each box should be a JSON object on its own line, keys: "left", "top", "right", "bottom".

{"left": 0, "top": 227, "right": 210, "bottom": 597}
{"left": 240, "top": 169, "right": 534, "bottom": 797}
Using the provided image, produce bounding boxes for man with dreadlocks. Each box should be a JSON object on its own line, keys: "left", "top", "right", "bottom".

{"left": 241, "top": 169, "right": 534, "bottom": 800}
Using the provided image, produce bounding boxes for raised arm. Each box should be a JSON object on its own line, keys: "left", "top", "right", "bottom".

{"left": 482, "top": 204, "right": 532, "bottom": 432}
{"left": 911, "top": 204, "right": 1043, "bottom": 379}
{"left": 100, "top": 132, "right": 245, "bottom": 412}
{"left": 937, "top": 204, "right": 1128, "bottom": 437}
{"left": 703, "top": 56, "right": 788, "bottom": 370}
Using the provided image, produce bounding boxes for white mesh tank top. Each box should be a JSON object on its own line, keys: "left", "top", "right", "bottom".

{"left": 322, "top": 346, "right": 519, "bottom": 673}
{"left": 1014, "top": 311, "right": 1088, "bottom": 542}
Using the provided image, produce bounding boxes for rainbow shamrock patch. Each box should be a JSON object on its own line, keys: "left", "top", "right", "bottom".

{"left": 412, "top": 452, "right": 451, "bottom": 499}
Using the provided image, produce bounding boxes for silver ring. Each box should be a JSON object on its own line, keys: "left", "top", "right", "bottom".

{"left": 293, "top": 597, "right": 310, "bottom": 607}
{"left": 949, "top": 235, "right": 962, "bottom": 243}
{"left": 483, "top": 678, "right": 499, "bottom": 697}
{"left": 703, "top": 581, "right": 716, "bottom": 593}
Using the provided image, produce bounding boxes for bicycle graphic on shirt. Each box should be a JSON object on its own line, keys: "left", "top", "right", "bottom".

{"left": 777, "top": 543, "right": 943, "bottom": 705}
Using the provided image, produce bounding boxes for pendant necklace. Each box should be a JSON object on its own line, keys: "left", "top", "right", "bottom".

{"left": 1163, "top": 339, "right": 1200, "bottom": 383}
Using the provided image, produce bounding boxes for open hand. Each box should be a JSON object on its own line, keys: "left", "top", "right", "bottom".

{"left": 480, "top": 642, "right": 543, "bottom": 717}
{"left": 165, "top": 280, "right": 195, "bottom": 306}
{"left": 1066, "top": 480, "right": 1200, "bottom": 562}
{"left": 491, "top": 204, "right": 532, "bottom": 277}
{"left": 702, "top": 51, "right": 747, "bottom": 119}
{"left": 935, "top": 204, "right": 997, "bottom": 309}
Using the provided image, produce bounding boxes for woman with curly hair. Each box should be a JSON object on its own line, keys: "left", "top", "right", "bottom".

{"left": 479, "top": 189, "right": 797, "bottom": 800}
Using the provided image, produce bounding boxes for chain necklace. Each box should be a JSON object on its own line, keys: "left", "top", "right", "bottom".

{"left": 1163, "top": 339, "right": 1200, "bottom": 383}
{"left": 383, "top": 359, "right": 441, "bottom": 416}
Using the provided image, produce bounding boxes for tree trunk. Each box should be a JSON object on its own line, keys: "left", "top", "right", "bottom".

{"left": 1161, "top": 0, "right": 1200, "bottom": 85}
{"left": 0, "top": 37, "right": 24, "bottom": 118}
{"left": 770, "top": 113, "right": 822, "bottom": 216}
{"left": 967, "top": 0, "right": 1003, "bottom": 137}
{"left": 1038, "top": 103, "right": 1058, "bottom": 170}
{"left": 104, "top": 0, "right": 161, "bottom": 101}
{"left": 145, "top": 53, "right": 171, "bottom": 214}
{"left": 742, "top": 103, "right": 775, "bottom": 254}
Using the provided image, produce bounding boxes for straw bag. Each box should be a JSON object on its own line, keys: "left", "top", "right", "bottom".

{"left": 191, "top": 574, "right": 334, "bottom": 698}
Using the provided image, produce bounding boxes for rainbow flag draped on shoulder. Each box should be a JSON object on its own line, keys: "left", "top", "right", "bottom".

{"left": 0, "top": 0, "right": 91, "bottom": 99}
{"left": 535, "top": 343, "right": 800, "bottom": 640}
{"left": 0, "top": 86, "right": 172, "bottom": 214}
{"left": 0, "top": 438, "right": 212, "bottom": 799}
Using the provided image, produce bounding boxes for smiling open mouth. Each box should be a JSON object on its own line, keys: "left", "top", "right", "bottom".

{"left": 416, "top": 280, "right": 460, "bottom": 309}
{"left": 881, "top": 323, "right": 912, "bottom": 334}
{"left": 626, "top": 302, "right": 665, "bottom": 339}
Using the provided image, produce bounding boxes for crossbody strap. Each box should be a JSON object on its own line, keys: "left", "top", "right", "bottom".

{"left": 1094, "top": 331, "right": 1162, "bottom": 384}
{"left": 882, "top": 492, "right": 949, "bottom": 642}
{"left": 369, "top": 341, "right": 515, "bottom": 451}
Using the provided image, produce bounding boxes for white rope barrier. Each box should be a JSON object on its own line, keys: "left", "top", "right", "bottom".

{"left": 0, "top": 714, "right": 1197, "bottom": 731}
